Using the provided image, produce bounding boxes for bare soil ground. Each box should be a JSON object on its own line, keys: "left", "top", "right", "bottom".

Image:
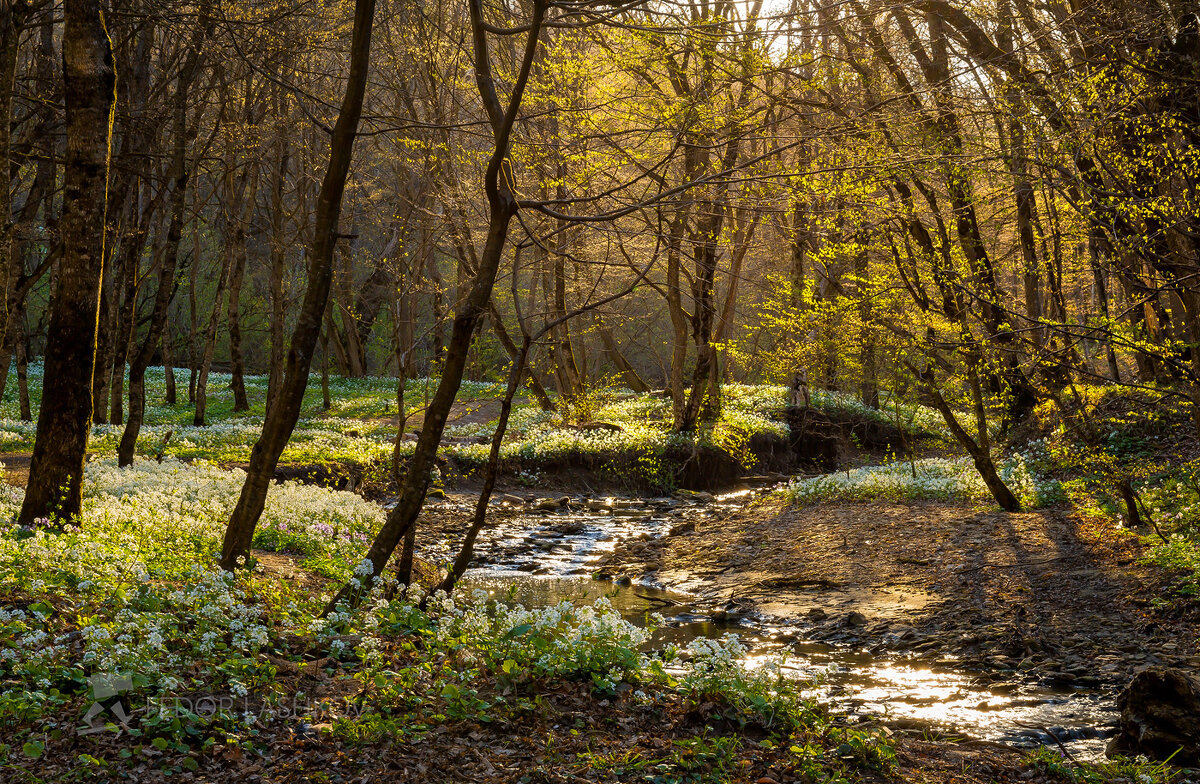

{"left": 596, "top": 498, "right": 1200, "bottom": 687}
{"left": 1, "top": 452, "right": 29, "bottom": 486}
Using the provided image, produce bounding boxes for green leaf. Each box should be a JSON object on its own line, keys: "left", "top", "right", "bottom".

{"left": 152, "top": 737, "right": 169, "bottom": 750}
{"left": 503, "top": 624, "right": 533, "bottom": 640}
{"left": 23, "top": 740, "right": 44, "bottom": 759}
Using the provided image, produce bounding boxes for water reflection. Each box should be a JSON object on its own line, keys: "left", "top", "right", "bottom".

{"left": 460, "top": 571, "right": 1115, "bottom": 758}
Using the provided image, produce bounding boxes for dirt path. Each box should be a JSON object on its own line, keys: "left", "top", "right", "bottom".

{"left": 596, "top": 497, "right": 1200, "bottom": 687}
{"left": 376, "top": 395, "right": 525, "bottom": 438}
{"left": 1, "top": 452, "right": 29, "bottom": 486}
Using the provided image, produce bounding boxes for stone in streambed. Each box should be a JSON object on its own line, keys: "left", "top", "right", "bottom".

{"left": 1106, "top": 667, "right": 1200, "bottom": 765}
{"left": 844, "top": 611, "right": 868, "bottom": 627}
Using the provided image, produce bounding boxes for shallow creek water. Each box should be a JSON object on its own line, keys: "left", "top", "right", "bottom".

{"left": 414, "top": 493, "right": 1116, "bottom": 758}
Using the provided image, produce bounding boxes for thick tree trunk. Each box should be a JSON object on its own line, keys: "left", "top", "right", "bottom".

{"left": 20, "top": 0, "right": 115, "bottom": 525}
{"left": 219, "top": 0, "right": 377, "bottom": 570}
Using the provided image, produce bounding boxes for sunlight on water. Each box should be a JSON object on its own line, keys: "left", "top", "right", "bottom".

{"left": 444, "top": 502, "right": 1116, "bottom": 759}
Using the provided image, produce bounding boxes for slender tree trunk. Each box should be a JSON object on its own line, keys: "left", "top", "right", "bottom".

{"left": 92, "top": 260, "right": 115, "bottom": 423}
{"left": 918, "top": 362, "right": 1021, "bottom": 511}
{"left": 227, "top": 204, "right": 250, "bottom": 412}
{"left": 437, "top": 337, "right": 530, "bottom": 596}
{"left": 321, "top": 322, "right": 332, "bottom": 411}
{"left": 856, "top": 240, "right": 879, "bottom": 408}
{"left": 119, "top": 17, "right": 206, "bottom": 463}
{"left": 488, "top": 299, "right": 553, "bottom": 408}
{"left": 323, "top": 0, "right": 547, "bottom": 609}
{"left": 0, "top": 2, "right": 26, "bottom": 378}
{"left": 109, "top": 331, "right": 126, "bottom": 425}
{"left": 193, "top": 254, "right": 230, "bottom": 427}
{"left": 187, "top": 184, "right": 201, "bottom": 404}
{"left": 266, "top": 133, "right": 289, "bottom": 416}
{"left": 598, "top": 325, "right": 649, "bottom": 393}
{"left": 219, "top": 0, "right": 378, "bottom": 571}
{"left": 15, "top": 320, "right": 29, "bottom": 421}
{"left": 789, "top": 191, "right": 810, "bottom": 310}
{"left": 666, "top": 213, "right": 688, "bottom": 427}
{"left": 20, "top": 0, "right": 116, "bottom": 525}
{"left": 109, "top": 229, "right": 145, "bottom": 426}
{"left": 163, "top": 323, "right": 176, "bottom": 405}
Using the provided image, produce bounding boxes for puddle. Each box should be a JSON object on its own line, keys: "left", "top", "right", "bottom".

{"left": 421, "top": 495, "right": 1117, "bottom": 758}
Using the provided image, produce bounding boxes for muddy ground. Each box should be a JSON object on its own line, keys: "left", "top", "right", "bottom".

{"left": 592, "top": 497, "right": 1200, "bottom": 691}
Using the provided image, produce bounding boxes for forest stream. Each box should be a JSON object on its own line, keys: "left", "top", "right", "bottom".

{"left": 408, "top": 490, "right": 1119, "bottom": 760}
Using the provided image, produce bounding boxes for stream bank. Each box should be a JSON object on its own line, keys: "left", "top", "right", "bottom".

{"left": 410, "top": 488, "right": 1200, "bottom": 761}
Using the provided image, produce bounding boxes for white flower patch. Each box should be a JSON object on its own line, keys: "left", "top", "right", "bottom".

{"left": 786, "top": 454, "right": 1058, "bottom": 507}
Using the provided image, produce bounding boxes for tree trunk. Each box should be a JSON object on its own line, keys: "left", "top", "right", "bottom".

{"left": 219, "top": 0, "right": 377, "bottom": 571}
{"left": 187, "top": 183, "right": 201, "bottom": 404}
{"left": 163, "top": 323, "right": 176, "bottom": 405}
{"left": 666, "top": 213, "right": 689, "bottom": 428}
{"left": 108, "top": 331, "right": 126, "bottom": 425}
{"left": 119, "top": 18, "right": 205, "bottom": 464}
{"left": 0, "top": 2, "right": 26, "bottom": 379}
{"left": 15, "top": 320, "right": 30, "bottom": 421}
{"left": 598, "top": 325, "right": 649, "bottom": 393}
{"left": 266, "top": 132, "right": 289, "bottom": 416}
{"left": 437, "top": 337, "right": 530, "bottom": 597}
{"left": 321, "top": 322, "right": 332, "bottom": 411}
{"left": 92, "top": 259, "right": 115, "bottom": 423}
{"left": 108, "top": 221, "right": 146, "bottom": 427}
{"left": 323, "top": 0, "right": 547, "bottom": 609}
{"left": 193, "top": 255, "right": 230, "bottom": 427}
{"left": 227, "top": 201, "right": 250, "bottom": 412}
{"left": 855, "top": 239, "right": 879, "bottom": 408}
{"left": 918, "top": 363, "right": 1021, "bottom": 512}
{"left": 20, "top": 0, "right": 116, "bottom": 525}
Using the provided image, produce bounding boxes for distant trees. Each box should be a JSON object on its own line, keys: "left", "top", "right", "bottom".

{"left": 4, "top": 0, "right": 1198, "bottom": 528}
